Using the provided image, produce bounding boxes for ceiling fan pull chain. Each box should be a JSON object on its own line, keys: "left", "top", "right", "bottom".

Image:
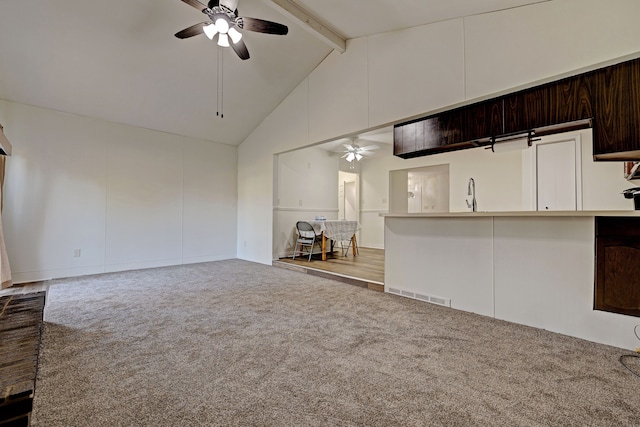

{"left": 216, "top": 47, "right": 224, "bottom": 118}
{"left": 215, "top": 46, "right": 224, "bottom": 118}
{"left": 220, "top": 48, "right": 224, "bottom": 118}
{"left": 216, "top": 46, "right": 220, "bottom": 117}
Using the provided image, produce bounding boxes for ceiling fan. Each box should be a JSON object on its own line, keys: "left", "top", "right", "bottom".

{"left": 342, "top": 138, "right": 380, "bottom": 163}
{"left": 175, "top": 0, "right": 289, "bottom": 60}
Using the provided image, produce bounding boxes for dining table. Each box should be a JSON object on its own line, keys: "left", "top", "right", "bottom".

{"left": 306, "top": 220, "right": 361, "bottom": 260}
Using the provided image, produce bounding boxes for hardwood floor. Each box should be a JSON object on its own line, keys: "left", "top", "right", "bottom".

{"left": 273, "top": 247, "right": 384, "bottom": 292}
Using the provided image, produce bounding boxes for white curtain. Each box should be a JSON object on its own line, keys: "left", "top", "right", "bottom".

{"left": 0, "top": 125, "right": 12, "bottom": 289}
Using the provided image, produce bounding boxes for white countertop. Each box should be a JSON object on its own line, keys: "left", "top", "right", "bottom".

{"left": 382, "top": 210, "right": 640, "bottom": 218}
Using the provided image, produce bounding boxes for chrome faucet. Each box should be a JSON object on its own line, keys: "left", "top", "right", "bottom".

{"left": 466, "top": 178, "right": 477, "bottom": 212}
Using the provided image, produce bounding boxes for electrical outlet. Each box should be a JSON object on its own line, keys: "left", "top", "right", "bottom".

{"left": 73, "top": 249, "right": 81, "bottom": 257}
{"left": 382, "top": 198, "right": 388, "bottom": 204}
{"left": 298, "top": 199, "right": 303, "bottom": 206}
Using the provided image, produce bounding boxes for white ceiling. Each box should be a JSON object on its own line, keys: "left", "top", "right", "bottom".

{"left": 0, "top": 0, "right": 549, "bottom": 146}
{"left": 295, "top": 0, "right": 550, "bottom": 39}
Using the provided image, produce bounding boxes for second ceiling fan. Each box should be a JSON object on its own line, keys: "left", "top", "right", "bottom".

{"left": 175, "top": 0, "right": 288, "bottom": 60}
{"left": 342, "top": 138, "right": 380, "bottom": 163}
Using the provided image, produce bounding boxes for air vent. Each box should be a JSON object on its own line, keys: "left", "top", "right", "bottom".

{"left": 429, "top": 296, "right": 449, "bottom": 306}
{"left": 385, "top": 286, "right": 451, "bottom": 307}
{"left": 415, "top": 293, "right": 430, "bottom": 302}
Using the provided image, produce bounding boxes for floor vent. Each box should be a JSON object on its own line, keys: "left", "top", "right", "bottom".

{"left": 401, "top": 290, "right": 415, "bottom": 298}
{"left": 385, "top": 287, "right": 451, "bottom": 307}
{"left": 415, "top": 293, "right": 430, "bottom": 302}
{"left": 428, "top": 295, "right": 450, "bottom": 307}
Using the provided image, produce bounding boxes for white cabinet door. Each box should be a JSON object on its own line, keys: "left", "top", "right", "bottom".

{"left": 536, "top": 140, "right": 577, "bottom": 211}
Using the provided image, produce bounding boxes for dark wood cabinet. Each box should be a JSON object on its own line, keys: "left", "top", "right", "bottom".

{"left": 463, "top": 99, "right": 504, "bottom": 142}
{"left": 393, "top": 121, "right": 423, "bottom": 156}
{"left": 394, "top": 109, "right": 467, "bottom": 158}
{"left": 504, "top": 85, "right": 550, "bottom": 133}
{"left": 504, "top": 76, "right": 593, "bottom": 135}
{"left": 393, "top": 56, "right": 640, "bottom": 160}
{"left": 591, "top": 59, "right": 640, "bottom": 159}
{"left": 401, "top": 121, "right": 417, "bottom": 154}
{"left": 549, "top": 74, "right": 593, "bottom": 125}
{"left": 393, "top": 126, "right": 404, "bottom": 156}
{"left": 595, "top": 217, "right": 640, "bottom": 317}
{"left": 429, "top": 109, "right": 465, "bottom": 147}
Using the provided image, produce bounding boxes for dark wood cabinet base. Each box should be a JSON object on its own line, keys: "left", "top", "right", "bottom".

{"left": 595, "top": 217, "right": 640, "bottom": 317}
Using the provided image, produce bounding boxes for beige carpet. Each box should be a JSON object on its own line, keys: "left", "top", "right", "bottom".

{"left": 32, "top": 259, "right": 640, "bottom": 426}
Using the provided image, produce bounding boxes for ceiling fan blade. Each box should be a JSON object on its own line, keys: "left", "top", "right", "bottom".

{"left": 175, "top": 22, "right": 208, "bottom": 39}
{"left": 181, "top": 0, "right": 208, "bottom": 12}
{"left": 240, "top": 17, "right": 288, "bottom": 35}
{"left": 343, "top": 144, "right": 355, "bottom": 151}
{"left": 230, "top": 38, "right": 250, "bottom": 60}
{"left": 360, "top": 144, "right": 380, "bottom": 151}
{"left": 219, "top": 0, "right": 239, "bottom": 12}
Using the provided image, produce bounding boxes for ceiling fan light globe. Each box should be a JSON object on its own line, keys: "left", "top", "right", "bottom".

{"left": 355, "top": 153, "right": 363, "bottom": 161}
{"left": 215, "top": 17, "right": 230, "bottom": 34}
{"left": 217, "top": 33, "right": 230, "bottom": 47}
{"left": 203, "top": 24, "right": 218, "bottom": 40}
{"left": 346, "top": 153, "right": 355, "bottom": 162}
{"left": 228, "top": 27, "right": 243, "bottom": 44}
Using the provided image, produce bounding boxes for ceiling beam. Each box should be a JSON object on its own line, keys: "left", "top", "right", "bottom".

{"left": 269, "top": 0, "right": 346, "bottom": 53}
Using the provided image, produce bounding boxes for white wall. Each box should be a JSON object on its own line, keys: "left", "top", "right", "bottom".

{"left": 579, "top": 133, "right": 634, "bottom": 210}
{"left": 239, "top": 0, "right": 640, "bottom": 265}
{"left": 357, "top": 145, "right": 522, "bottom": 247}
{"left": 0, "top": 100, "right": 237, "bottom": 283}
{"left": 273, "top": 146, "right": 339, "bottom": 258}
{"left": 368, "top": 129, "right": 633, "bottom": 246}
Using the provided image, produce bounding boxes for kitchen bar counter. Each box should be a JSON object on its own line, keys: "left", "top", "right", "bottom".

{"left": 383, "top": 213, "right": 640, "bottom": 350}
{"left": 382, "top": 210, "right": 640, "bottom": 218}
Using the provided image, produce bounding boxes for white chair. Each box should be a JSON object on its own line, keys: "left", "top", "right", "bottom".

{"left": 293, "top": 221, "right": 322, "bottom": 262}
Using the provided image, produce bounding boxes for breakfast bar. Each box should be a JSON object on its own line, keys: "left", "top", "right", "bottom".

{"left": 383, "top": 211, "right": 640, "bottom": 350}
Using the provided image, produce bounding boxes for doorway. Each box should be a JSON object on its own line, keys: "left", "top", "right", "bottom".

{"left": 522, "top": 130, "right": 584, "bottom": 211}
{"left": 339, "top": 171, "right": 359, "bottom": 221}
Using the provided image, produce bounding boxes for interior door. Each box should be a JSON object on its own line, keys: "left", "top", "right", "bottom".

{"left": 536, "top": 140, "right": 577, "bottom": 211}
{"left": 344, "top": 181, "right": 358, "bottom": 221}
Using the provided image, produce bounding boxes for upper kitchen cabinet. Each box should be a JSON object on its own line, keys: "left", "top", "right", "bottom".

{"left": 394, "top": 121, "right": 419, "bottom": 156}
{"left": 590, "top": 58, "right": 640, "bottom": 160}
{"left": 394, "top": 109, "right": 470, "bottom": 158}
{"left": 504, "top": 85, "right": 550, "bottom": 133}
{"left": 394, "top": 56, "right": 640, "bottom": 160}
{"left": 428, "top": 109, "right": 465, "bottom": 148}
{"left": 504, "top": 76, "right": 592, "bottom": 134}
{"left": 463, "top": 99, "right": 504, "bottom": 142}
{"left": 550, "top": 74, "right": 593, "bottom": 125}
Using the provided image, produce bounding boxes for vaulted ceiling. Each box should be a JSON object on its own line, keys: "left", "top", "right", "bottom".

{"left": 0, "top": 0, "right": 550, "bottom": 146}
